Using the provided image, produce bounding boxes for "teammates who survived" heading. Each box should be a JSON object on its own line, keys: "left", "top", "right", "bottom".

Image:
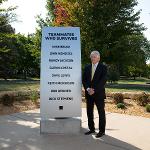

{"left": 45, "top": 32, "right": 78, "bottom": 40}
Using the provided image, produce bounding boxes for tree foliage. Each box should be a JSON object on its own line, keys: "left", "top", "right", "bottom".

{"left": 0, "top": 0, "right": 16, "bottom": 79}
{"left": 43, "top": 0, "right": 150, "bottom": 76}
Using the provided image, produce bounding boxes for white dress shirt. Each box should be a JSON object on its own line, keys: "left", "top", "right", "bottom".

{"left": 86, "top": 62, "right": 99, "bottom": 92}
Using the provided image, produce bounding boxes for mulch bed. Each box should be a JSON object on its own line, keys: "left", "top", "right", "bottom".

{"left": 0, "top": 100, "right": 39, "bottom": 115}
{"left": 82, "top": 97, "right": 150, "bottom": 118}
{"left": 104, "top": 98, "right": 150, "bottom": 118}
{"left": 0, "top": 98, "right": 150, "bottom": 118}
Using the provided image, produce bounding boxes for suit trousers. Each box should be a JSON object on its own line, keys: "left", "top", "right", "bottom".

{"left": 86, "top": 96, "right": 106, "bottom": 133}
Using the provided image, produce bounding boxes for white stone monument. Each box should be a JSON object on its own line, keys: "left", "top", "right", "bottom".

{"left": 40, "top": 27, "right": 81, "bottom": 134}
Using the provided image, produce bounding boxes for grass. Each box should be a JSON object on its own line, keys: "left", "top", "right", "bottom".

{"left": 0, "top": 79, "right": 40, "bottom": 92}
{"left": 118, "top": 77, "right": 150, "bottom": 85}
{"left": 106, "top": 77, "right": 150, "bottom": 93}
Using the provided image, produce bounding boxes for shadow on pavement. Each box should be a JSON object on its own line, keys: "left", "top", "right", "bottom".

{"left": 0, "top": 111, "right": 142, "bottom": 150}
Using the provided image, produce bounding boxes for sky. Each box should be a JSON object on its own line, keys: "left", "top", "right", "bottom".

{"left": 2, "top": 0, "right": 150, "bottom": 40}
{"left": 2, "top": 0, "right": 47, "bottom": 34}
{"left": 135, "top": 0, "right": 150, "bottom": 41}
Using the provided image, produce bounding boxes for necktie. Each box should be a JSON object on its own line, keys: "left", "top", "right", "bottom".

{"left": 91, "top": 64, "right": 95, "bottom": 80}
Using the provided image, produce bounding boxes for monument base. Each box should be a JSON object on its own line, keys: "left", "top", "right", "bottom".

{"left": 40, "top": 117, "right": 81, "bottom": 134}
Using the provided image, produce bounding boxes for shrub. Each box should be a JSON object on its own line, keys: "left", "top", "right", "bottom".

{"left": 117, "top": 103, "right": 125, "bottom": 109}
{"left": 16, "top": 91, "right": 29, "bottom": 101}
{"left": 29, "top": 91, "right": 39, "bottom": 103}
{"left": 134, "top": 92, "right": 149, "bottom": 106}
{"left": 145, "top": 104, "right": 150, "bottom": 112}
{"left": 113, "top": 93, "right": 124, "bottom": 104}
{"left": 1, "top": 93, "right": 15, "bottom": 106}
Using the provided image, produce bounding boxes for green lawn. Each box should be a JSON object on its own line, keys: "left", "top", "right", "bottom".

{"left": 0, "top": 79, "right": 40, "bottom": 92}
{"left": 118, "top": 77, "right": 150, "bottom": 85}
{"left": 106, "top": 77, "right": 150, "bottom": 93}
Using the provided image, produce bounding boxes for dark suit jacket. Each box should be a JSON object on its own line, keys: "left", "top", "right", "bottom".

{"left": 82, "top": 62, "right": 107, "bottom": 100}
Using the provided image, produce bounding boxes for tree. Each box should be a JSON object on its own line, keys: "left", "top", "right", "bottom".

{"left": 13, "top": 34, "right": 39, "bottom": 80}
{"left": 145, "top": 64, "right": 150, "bottom": 79}
{"left": 107, "top": 64, "right": 120, "bottom": 83}
{"left": 110, "top": 34, "right": 149, "bottom": 75}
{"left": 0, "top": 0, "right": 17, "bottom": 33}
{"left": 0, "top": 0, "right": 17, "bottom": 79}
{"left": 0, "top": 33, "right": 39, "bottom": 80}
{"left": 127, "top": 66, "right": 143, "bottom": 79}
{"left": 0, "top": 34, "right": 18, "bottom": 79}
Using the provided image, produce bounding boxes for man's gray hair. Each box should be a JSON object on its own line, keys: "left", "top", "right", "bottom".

{"left": 90, "top": 51, "right": 100, "bottom": 58}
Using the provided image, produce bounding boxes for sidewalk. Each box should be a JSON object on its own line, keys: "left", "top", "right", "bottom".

{"left": 0, "top": 108, "right": 150, "bottom": 150}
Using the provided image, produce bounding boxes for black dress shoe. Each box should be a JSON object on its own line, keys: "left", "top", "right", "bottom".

{"left": 95, "top": 132, "right": 105, "bottom": 138}
{"left": 84, "top": 130, "right": 95, "bottom": 135}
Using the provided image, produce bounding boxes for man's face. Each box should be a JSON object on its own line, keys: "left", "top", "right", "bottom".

{"left": 90, "top": 54, "right": 100, "bottom": 64}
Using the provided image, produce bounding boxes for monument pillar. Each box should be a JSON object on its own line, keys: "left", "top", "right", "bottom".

{"left": 40, "top": 27, "right": 81, "bottom": 134}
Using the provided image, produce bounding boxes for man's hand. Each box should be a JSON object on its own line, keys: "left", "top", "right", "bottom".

{"left": 87, "top": 88, "right": 95, "bottom": 95}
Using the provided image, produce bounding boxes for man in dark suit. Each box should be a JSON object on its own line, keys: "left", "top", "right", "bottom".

{"left": 82, "top": 51, "right": 107, "bottom": 138}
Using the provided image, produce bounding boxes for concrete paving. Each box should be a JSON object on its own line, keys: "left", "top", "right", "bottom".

{"left": 0, "top": 108, "right": 150, "bottom": 150}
